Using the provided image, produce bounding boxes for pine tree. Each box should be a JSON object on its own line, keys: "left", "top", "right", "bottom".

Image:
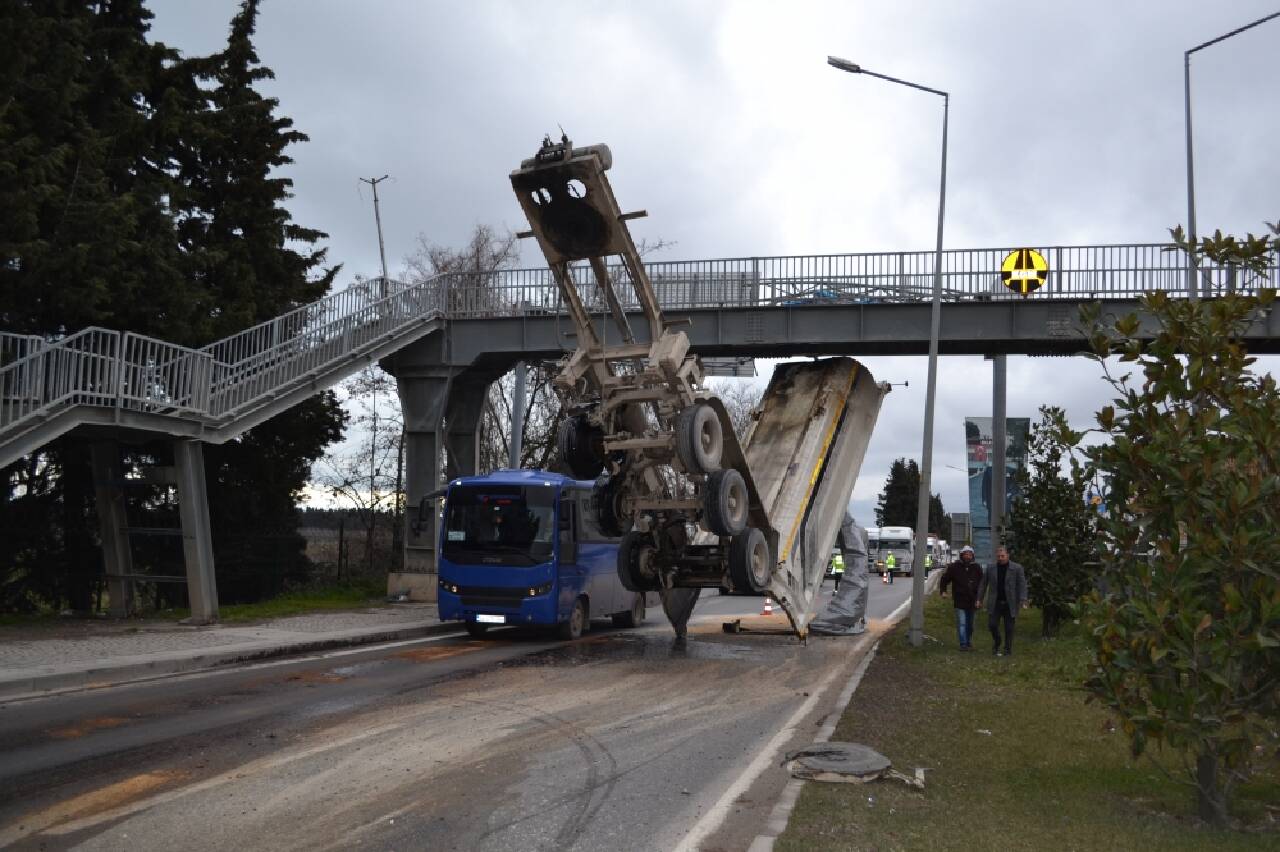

{"left": 179, "top": 0, "right": 345, "bottom": 597}
{"left": 874, "top": 457, "right": 946, "bottom": 532}
{"left": 174, "top": 0, "right": 337, "bottom": 339}
{"left": 0, "top": 1, "right": 345, "bottom": 609}
{"left": 0, "top": 0, "right": 202, "bottom": 337}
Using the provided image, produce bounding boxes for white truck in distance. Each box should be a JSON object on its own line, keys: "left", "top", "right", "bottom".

{"left": 870, "top": 525, "right": 915, "bottom": 577}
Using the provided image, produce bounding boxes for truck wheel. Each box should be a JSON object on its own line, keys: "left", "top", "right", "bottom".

{"left": 612, "top": 594, "right": 645, "bottom": 628}
{"left": 465, "top": 622, "right": 489, "bottom": 639}
{"left": 729, "top": 527, "right": 773, "bottom": 593}
{"left": 618, "top": 532, "right": 656, "bottom": 591}
{"left": 704, "top": 468, "right": 749, "bottom": 536}
{"left": 558, "top": 597, "right": 587, "bottom": 640}
{"left": 592, "top": 475, "right": 626, "bottom": 537}
{"left": 557, "top": 415, "right": 604, "bottom": 480}
{"left": 675, "top": 403, "right": 723, "bottom": 474}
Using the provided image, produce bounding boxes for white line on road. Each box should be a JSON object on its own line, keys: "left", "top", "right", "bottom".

{"left": 677, "top": 594, "right": 914, "bottom": 852}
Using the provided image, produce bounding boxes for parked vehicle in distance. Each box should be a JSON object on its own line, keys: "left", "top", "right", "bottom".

{"left": 435, "top": 469, "right": 654, "bottom": 639}
{"left": 870, "top": 525, "right": 915, "bottom": 577}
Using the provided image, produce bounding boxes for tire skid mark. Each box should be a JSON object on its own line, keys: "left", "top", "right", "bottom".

{"left": 465, "top": 687, "right": 725, "bottom": 850}
{"left": 456, "top": 694, "right": 618, "bottom": 849}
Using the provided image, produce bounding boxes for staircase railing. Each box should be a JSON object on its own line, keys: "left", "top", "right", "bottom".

{"left": 0, "top": 275, "right": 445, "bottom": 448}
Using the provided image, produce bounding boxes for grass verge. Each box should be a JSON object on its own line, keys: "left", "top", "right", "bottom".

{"left": 777, "top": 596, "right": 1279, "bottom": 851}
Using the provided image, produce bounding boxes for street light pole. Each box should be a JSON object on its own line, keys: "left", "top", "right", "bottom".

{"left": 1183, "top": 10, "right": 1280, "bottom": 301}
{"left": 360, "top": 174, "right": 392, "bottom": 298}
{"left": 828, "top": 56, "right": 948, "bottom": 648}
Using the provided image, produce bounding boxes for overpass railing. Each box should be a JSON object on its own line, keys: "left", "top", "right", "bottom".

{"left": 434, "top": 243, "right": 1280, "bottom": 318}
{"left": 4, "top": 243, "right": 1278, "bottom": 458}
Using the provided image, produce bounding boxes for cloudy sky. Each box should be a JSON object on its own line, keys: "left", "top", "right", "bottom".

{"left": 148, "top": 1, "right": 1279, "bottom": 527}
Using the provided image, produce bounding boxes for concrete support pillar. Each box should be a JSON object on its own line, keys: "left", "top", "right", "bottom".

{"left": 174, "top": 440, "right": 219, "bottom": 624}
{"left": 444, "top": 376, "right": 491, "bottom": 480}
{"left": 89, "top": 442, "right": 134, "bottom": 618}
{"left": 990, "top": 354, "right": 1007, "bottom": 567}
{"left": 389, "top": 366, "right": 502, "bottom": 601}
{"left": 395, "top": 374, "right": 450, "bottom": 598}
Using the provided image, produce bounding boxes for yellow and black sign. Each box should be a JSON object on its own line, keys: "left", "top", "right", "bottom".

{"left": 1001, "top": 248, "right": 1049, "bottom": 296}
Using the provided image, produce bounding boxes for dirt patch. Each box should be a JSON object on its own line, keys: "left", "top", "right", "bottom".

{"left": 46, "top": 716, "right": 130, "bottom": 740}
{"left": 0, "top": 769, "right": 189, "bottom": 844}
{"left": 394, "top": 641, "right": 491, "bottom": 663}
{"left": 285, "top": 671, "right": 348, "bottom": 685}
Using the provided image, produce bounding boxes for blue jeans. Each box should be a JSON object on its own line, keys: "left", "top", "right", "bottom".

{"left": 955, "top": 608, "right": 976, "bottom": 647}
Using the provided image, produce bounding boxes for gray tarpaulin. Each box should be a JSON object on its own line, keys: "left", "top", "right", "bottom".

{"left": 809, "top": 513, "right": 869, "bottom": 636}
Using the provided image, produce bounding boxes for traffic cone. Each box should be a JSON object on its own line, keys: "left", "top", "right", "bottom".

{"left": 881, "top": 571, "right": 889, "bottom": 584}
{"left": 761, "top": 597, "right": 775, "bottom": 616}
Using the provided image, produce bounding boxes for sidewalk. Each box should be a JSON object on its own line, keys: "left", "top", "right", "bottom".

{"left": 0, "top": 603, "right": 460, "bottom": 700}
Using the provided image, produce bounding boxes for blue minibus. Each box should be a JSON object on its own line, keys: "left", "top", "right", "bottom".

{"left": 436, "top": 469, "right": 650, "bottom": 639}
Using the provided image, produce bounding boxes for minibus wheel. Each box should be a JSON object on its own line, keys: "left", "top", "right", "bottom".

{"left": 559, "top": 597, "right": 587, "bottom": 640}
{"left": 612, "top": 593, "right": 645, "bottom": 628}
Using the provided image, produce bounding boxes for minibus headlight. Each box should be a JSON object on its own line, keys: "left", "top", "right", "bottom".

{"left": 527, "top": 582, "right": 553, "bottom": 597}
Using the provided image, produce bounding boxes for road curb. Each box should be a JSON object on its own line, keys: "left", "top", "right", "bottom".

{"left": 0, "top": 620, "right": 465, "bottom": 702}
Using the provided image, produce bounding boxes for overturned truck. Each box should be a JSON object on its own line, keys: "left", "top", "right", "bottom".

{"left": 511, "top": 136, "right": 888, "bottom": 638}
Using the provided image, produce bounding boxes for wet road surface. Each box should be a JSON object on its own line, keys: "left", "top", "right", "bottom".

{"left": 0, "top": 580, "right": 911, "bottom": 851}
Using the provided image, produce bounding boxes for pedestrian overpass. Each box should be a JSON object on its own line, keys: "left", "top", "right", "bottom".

{"left": 3, "top": 243, "right": 1277, "bottom": 619}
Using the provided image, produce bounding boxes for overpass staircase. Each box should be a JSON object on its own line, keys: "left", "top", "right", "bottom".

{"left": 0, "top": 277, "right": 446, "bottom": 470}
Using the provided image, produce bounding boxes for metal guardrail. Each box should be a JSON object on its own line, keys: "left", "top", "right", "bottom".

{"left": 1, "top": 243, "right": 1277, "bottom": 459}
{"left": 433, "top": 243, "right": 1279, "bottom": 318}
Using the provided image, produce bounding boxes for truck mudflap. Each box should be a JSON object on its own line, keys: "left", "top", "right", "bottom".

{"left": 742, "top": 358, "right": 888, "bottom": 637}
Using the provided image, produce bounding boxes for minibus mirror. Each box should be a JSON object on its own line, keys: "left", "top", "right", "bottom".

{"left": 411, "top": 488, "right": 447, "bottom": 536}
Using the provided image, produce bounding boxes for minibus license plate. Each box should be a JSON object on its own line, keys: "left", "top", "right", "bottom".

{"left": 475, "top": 614, "right": 505, "bottom": 624}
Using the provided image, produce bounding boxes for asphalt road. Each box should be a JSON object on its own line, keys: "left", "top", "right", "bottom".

{"left": 0, "top": 578, "right": 912, "bottom": 851}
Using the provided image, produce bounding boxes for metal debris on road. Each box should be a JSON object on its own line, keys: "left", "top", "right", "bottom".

{"left": 783, "top": 742, "right": 925, "bottom": 789}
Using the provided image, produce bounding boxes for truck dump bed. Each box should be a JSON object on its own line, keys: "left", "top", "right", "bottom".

{"left": 742, "top": 358, "right": 887, "bottom": 636}
{"left": 509, "top": 135, "right": 887, "bottom": 639}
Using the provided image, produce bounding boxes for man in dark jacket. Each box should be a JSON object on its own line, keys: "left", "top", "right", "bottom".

{"left": 939, "top": 545, "right": 983, "bottom": 650}
{"left": 977, "top": 545, "right": 1028, "bottom": 656}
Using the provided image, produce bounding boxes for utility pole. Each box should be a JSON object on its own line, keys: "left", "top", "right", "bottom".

{"left": 360, "top": 175, "right": 391, "bottom": 297}
{"left": 509, "top": 362, "right": 528, "bottom": 468}
{"left": 358, "top": 174, "right": 391, "bottom": 569}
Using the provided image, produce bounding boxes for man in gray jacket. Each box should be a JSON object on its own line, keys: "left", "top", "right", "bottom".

{"left": 976, "top": 545, "right": 1028, "bottom": 656}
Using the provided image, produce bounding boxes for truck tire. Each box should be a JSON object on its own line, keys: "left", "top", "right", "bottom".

{"left": 558, "top": 597, "right": 587, "bottom": 640}
{"left": 729, "top": 527, "right": 772, "bottom": 593}
{"left": 675, "top": 403, "right": 723, "bottom": 474}
{"left": 704, "top": 468, "right": 749, "bottom": 536}
{"left": 612, "top": 594, "right": 645, "bottom": 628}
{"left": 617, "top": 532, "right": 656, "bottom": 591}
{"left": 557, "top": 415, "right": 604, "bottom": 480}
{"left": 592, "top": 475, "right": 626, "bottom": 537}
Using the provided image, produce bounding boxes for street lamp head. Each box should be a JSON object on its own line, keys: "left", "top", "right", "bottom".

{"left": 827, "top": 56, "right": 862, "bottom": 74}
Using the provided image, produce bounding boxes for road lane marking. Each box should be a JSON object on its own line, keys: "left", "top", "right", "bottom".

{"left": 678, "top": 594, "right": 913, "bottom": 852}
